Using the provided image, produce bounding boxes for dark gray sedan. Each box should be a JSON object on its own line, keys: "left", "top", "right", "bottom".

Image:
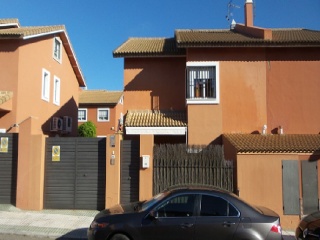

{"left": 296, "top": 211, "right": 320, "bottom": 239}
{"left": 88, "top": 186, "right": 282, "bottom": 240}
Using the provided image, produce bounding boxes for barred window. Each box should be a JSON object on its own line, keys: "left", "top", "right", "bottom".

{"left": 186, "top": 62, "right": 219, "bottom": 104}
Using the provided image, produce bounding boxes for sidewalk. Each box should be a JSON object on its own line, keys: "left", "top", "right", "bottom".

{"left": 0, "top": 204, "right": 296, "bottom": 239}
{"left": 0, "top": 204, "right": 97, "bottom": 239}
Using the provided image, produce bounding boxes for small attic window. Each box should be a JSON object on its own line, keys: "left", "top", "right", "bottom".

{"left": 53, "top": 37, "right": 62, "bottom": 63}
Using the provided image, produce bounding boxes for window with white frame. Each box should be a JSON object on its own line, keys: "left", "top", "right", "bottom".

{"left": 41, "top": 68, "right": 50, "bottom": 102}
{"left": 97, "top": 108, "right": 110, "bottom": 122}
{"left": 78, "top": 108, "right": 87, "bottom": 122}
{"left": 53, "top": 76, "right": 60, "bottom": 105}
{"left": 53, "top": 37, "right": 62, "bottom": 63}
{"left": 186, "top": 62, "right": 220, "bottom": 104}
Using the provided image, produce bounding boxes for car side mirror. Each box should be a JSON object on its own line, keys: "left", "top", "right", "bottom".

{"left": 149, "top": 210, "right": 159, "bottom": 220}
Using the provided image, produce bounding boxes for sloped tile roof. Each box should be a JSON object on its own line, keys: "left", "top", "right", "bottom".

{"left": 0, "top": 91, "right": 13, "bottom": 105}
{"left": 125, "top": 110, "right": 187, "bottom": 127}
{"left": 113, "top": 28, "right": 320, "bottom": 58}
{"left": 224, "top": 133, "right": 320, "bottom": 154}
{"left": 0, "top": 25, "right": 65, "bottom": 39}
{"left": 113, "top": 38, "right": 185, "bottom": 58}
{"left": 0, "top": 18, "right": 20, "bottom": 27}
{"left": 0, "top": 19, "right": 85, "bottom": 87}
{"left": 175, "top": 29, "right": 320, "bottom": 47}
{"left": 79, "top": 90, "right": 123, "bottom": 105}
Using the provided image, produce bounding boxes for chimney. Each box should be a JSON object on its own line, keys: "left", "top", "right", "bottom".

{"left": 245, "top": 0, "right": 253, "bottom": 27}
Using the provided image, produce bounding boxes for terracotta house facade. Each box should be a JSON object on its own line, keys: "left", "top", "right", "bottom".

{"left": 78, "top": 90, "right": 124, "bottom": 137}
{"left": 113, "top": 1, "right": 320, "bottom": 229}
{"left": 0, "top": 19, "right": 86, "bottom": 210}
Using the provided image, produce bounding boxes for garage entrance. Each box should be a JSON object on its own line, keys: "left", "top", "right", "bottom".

{"left": 44, "top": 137, "right": 106, "bottom": 210}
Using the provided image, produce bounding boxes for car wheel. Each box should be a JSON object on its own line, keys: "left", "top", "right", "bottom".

{"left": 110, "top": 233, "right": 130, "bottom": 240}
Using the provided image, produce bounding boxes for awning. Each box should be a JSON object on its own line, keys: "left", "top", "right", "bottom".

{"left": 125, "top": 110, "right": 187, "bottom": 135}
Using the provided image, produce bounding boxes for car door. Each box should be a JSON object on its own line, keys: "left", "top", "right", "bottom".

{"left": 141, "top": 194, "right": 196, "bottom": 240}
{"left": 194, "top": 194, "right": 240, "bottom": 240}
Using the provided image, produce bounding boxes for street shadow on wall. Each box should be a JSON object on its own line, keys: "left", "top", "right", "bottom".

{"left": 124, "top": 57, "right": 186, "bottom": 111}
{"left": 42, "top": 96, "right": 78, "bottom": 137}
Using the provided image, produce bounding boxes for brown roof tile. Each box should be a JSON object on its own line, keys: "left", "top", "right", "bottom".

{"left": 0, "top": 91, "right": 13, "bottom": 105}
{"left": 0, "top": 25, "right": 65, "bottom": 39}
{"left": 125, "top": 110, "right": 187, "bottom": 127}
{"left": 175, "top": 29, "right": 320, "bottom": 47}
{"left": 0, "top": 19, "right": 85, "bottom": 88}
{"left": 79, "top": 90, "right": 123, "bottom": 105}
{"left": 224, "top": 133, "right": 320, "bottom": 153}
{"left": 113, "top": 38, "right": 185, "bottom": 58}
{"left": 0, "top": 19, "right": 20, "bottom": 28}
{"left": 114, "top": 28, "right": 320, "bottom": 58}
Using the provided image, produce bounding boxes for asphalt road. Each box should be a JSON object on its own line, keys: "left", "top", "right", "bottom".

{"left": 0, "top": 233, "right": 84, "bottom": 240}
{"left": 0, "top": 234, "right": 51, "bottom": 240}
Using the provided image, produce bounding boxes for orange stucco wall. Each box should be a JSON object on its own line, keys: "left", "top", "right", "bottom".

{"left": 139, "top": 134, "right": 154, "bottom": 201}
{"left": 78, "top": 103, "right": 123, "bottom": 137}
{"left": 237, "top": 154, "right": 293, "bottom": 229}
{"left": 266, "top": 48, "right": 320, "bottom": 134}
{"left": 0, "top": 40, "right": 19, "bottom": 129}
{"left": 187, "top": 48, "right": 268, "bottom": 144}
{"left": 236, "top": 153, "right": 320, "bottom": 230}
{"left": 123, "top": 57, "right": 186, "bottom": 113}
{"left": 105, "top": 133, "right": 122, "bottom": 208}
{"left": 0, "top": 36, "right": 80, "bottom": 135}
{"left": 123, "top": 47, "right": 320, "bottom": 145}
{"left": 0, "top": 34, "right": 82, "bottom": 210}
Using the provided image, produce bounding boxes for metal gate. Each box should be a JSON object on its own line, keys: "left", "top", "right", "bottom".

{"left": 0, "top": 133, "right": 18, "bottom": 204}
{"left": 120, "top": 140, "right": 140, "bottom": 204}
{"left": 44, "top": 137, "right": 106, "bottom": 210}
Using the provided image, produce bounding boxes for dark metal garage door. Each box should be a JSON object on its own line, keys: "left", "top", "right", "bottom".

{"left": 0, "top": 133, "right": 18, "bottom": 204}
{"left": 44, "top": 137, "right": 106, "bottom": 210}
{"left": 120, "top": 140, "right": 140, "bottom": 204}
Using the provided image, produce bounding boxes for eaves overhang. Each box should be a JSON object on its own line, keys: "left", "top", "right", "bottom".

{"left": 125, "top": 110, "right": 187, "bottom": 135}
{"left": 126, "top": 126, "right": 187, "bottom": 135}
{"left": 0, "top": 25, "right": 86, "bottom": 88}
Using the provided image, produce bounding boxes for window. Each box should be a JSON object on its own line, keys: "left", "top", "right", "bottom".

{"left": 97, "top": 108, "right": 110, "bottom": 122}
{"left": 53, "top": 37, "right": 62, "bottom": 63}
{"left": 53, "top": 76, "right": 60, "bottom": 105}
{"left": 41, "top": 68, "right": 50, "bottom": 102}
{"left": 78, "top": 108, "right": 87, "bottom": 122}
{"left": 200, "top": 195, "right": 239, "bottom": 217}
{"left": 156, "top": 194, "right": 196, "bottom": 218}
{"left": 186, "top": 62, "right": 219, "bottom": 104}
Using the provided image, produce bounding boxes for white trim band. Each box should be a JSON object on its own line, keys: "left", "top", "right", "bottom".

{"left": 126, "top": 127, "right": 187, "bottom": 135}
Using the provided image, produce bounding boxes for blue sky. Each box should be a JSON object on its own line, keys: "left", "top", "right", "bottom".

{"left": 1, "top": 0, "right": 320, "bottom": 90}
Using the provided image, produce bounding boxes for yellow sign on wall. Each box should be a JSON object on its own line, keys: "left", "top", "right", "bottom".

{"left": 52, "top": 146, "right": 60, "bottom": 161}
{"left": 0, "top": 137, "right": 8, "bottom": 153}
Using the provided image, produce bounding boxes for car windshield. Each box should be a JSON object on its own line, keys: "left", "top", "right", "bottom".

{"left": 140, "top": 192, "right": 168, "bottom": 212}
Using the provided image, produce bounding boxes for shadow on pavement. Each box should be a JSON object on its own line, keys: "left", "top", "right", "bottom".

{"left": 56, "top": 228, "right": 87, "bottom": 240}
{"left": 283, "top": 235, "right": 295, "bottom": 240}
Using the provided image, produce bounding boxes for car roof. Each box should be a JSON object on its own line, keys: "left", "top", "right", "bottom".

{"left": 164, "top": 185, "right": 233, "bottom": 196}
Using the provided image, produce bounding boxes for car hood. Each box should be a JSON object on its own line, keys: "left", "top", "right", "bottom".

{"left": 300, "top": 211, "right": 320, "bottom": 230}
{"left": 95, "top": 202, "right": 143, "bottom": 219}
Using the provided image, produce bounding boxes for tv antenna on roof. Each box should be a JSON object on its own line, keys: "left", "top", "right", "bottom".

{"left": 226, "top": 0, "right": 240, "bottom": 28}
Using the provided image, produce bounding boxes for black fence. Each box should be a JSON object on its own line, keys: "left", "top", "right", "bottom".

{"left": 153, "top": 144, "right": 234, "bottom": 195}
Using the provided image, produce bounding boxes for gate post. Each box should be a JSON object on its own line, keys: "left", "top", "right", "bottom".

{"left": 105, "top": 133, "right": 122, "bottom": 208}
{"left": 139, "top": 134, "right": 154, "bottom": 201}
{"left": 16, "top": 116, "right": 45, "bottom": 210}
